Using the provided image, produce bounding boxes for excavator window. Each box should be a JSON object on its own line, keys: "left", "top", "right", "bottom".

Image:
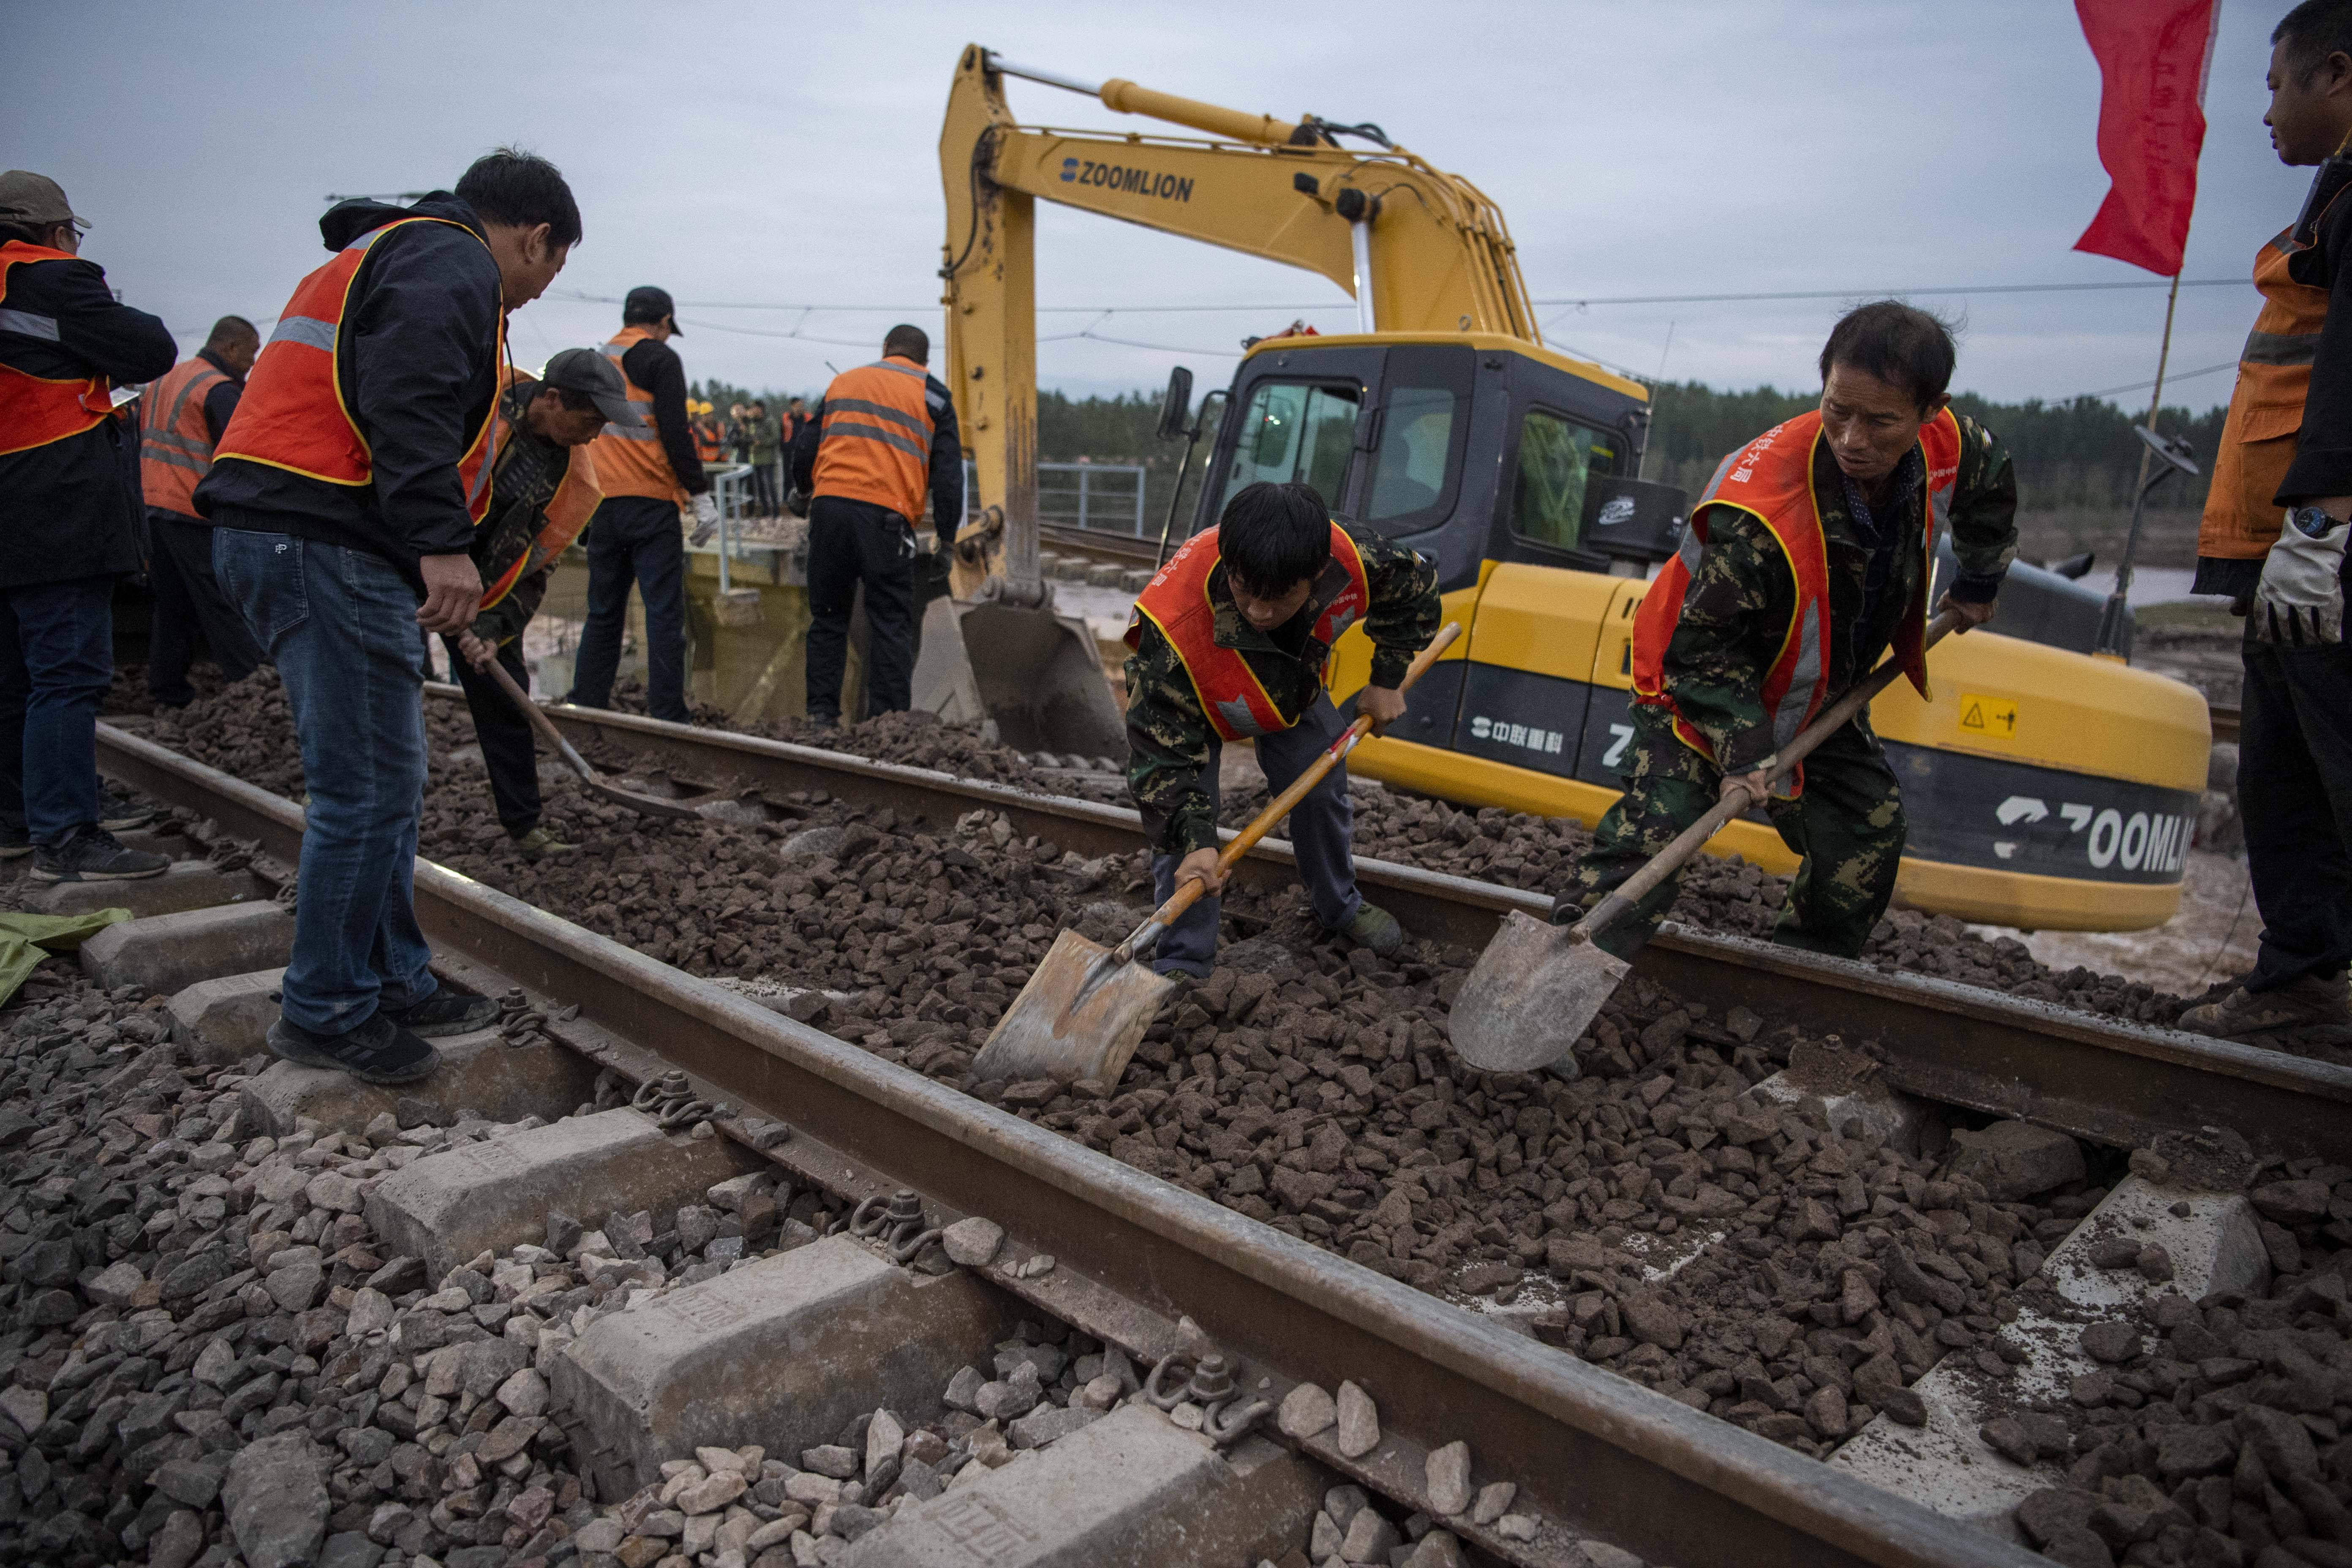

{"left": 1511, "top": 408, "right": 1617, "bottom": 550}
{"left": 1364, "top": 385, "right": 1459, "bottom": 525}
{"left": 1219, "top": 381, "right": 1361, "bottom": 514}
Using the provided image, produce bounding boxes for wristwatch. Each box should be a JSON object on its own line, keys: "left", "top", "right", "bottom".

{"left": 2289, "top": 504, "right": 2348, "bottom": 540}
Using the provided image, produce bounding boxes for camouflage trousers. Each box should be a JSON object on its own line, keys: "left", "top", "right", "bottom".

{"left": 1563, "top": 705, "right": 1904, "bottom": 960}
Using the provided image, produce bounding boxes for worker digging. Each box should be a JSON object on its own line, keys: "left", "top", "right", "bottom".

{"left": 16, "top": 10, "right": 2352, "bottom": 1568}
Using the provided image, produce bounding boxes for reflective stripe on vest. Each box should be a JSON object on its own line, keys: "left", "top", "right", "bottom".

{"left": 588, "top": 326, "right": 686, "bottom": 503}
{"left": 1124, "top": 521, "right": 1370, "bottom": 741}
{"left": 811, "top": 357, "right": 934, "bottom": 520}
{"left": 0, "top": 241, "right": 116, "bottom": 457}
{"left": 2198, "top": 216, "right": 2336, "bottom": 561}
{"left": 139, "top": 357, "right": 229, "bottom": 517}
{"left": 214, "top": 217, "right": 503, "bottom": 522}
{"left": 1630, "top": 408, "right": 1959, "bottom": 798}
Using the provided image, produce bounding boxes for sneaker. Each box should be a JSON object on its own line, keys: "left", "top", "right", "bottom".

{"left": 510, "top": 825, "right": 574, "bottom": 861}
{"left": 267, "top": 1011, "right": 441, "bottom": 1084}
{"left": 0, "top": 821, "right": 28, "bottom": 860}
{"left": 29, "top": 825, "right": 170, "bottom": 883}
{"left": 382, "top": 987, "right": 499, "bottom": 1038}
{"left": 100, "top": 789, "right": 158, "bottom": 832}
{"left": 2179, "top": 972, "right": 2352, "bottom": 1041}
{"left": 1340, "top": 901, "right": 1405, "bottom": 957}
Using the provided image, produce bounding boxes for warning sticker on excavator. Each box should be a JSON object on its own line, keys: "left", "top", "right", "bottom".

{"left": 1957, "top": 693, "right": 2018, "bottom": 742}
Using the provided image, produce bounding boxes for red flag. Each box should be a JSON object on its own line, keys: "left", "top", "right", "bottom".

{"left": 2073, "top": 0, "right": 2221, "bottom": 276}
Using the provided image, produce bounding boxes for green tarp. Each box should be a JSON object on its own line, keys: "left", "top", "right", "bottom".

{"left": 0, "top": 908, "right": 131, "bottom": 1006}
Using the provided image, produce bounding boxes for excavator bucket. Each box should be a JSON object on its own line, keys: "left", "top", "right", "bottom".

{"left": 911, "top": 594, "right": 1126, "bottom": 755}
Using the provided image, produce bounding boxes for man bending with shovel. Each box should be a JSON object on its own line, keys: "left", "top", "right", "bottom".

{"left": 1127, "top": 480, "right": 1441, "bottom": 977}
{"left": 1567, "top": 302, "right": 2018, "bottom": 962}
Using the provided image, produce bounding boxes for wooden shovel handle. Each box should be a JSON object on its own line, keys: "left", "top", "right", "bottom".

{"left": 479, "top": 653, "right": 603, "bottom": 784}
{"left": 1149, "top": 621, "right": 1462, "bottom": 930}
{"left": 1574, "top": 607, "right": 1968, "bottom": 941}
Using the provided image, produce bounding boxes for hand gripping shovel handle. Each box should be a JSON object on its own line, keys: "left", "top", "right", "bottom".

{"left": 1571, "top": 606, "right": 1969, "bottom": 944}
{"left": 1111, "top": 621, "right": 1463, "bottom": 965}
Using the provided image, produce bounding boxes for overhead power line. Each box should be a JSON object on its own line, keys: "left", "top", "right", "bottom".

{"left": 2070, "top": 359, "right": 2239, "bottom": 402}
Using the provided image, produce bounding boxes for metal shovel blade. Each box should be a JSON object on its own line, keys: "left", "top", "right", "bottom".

{"left": 1446, "top": 910, "right": 1631, "bottom": 1074}
{"left": 972, "top": 929, "right": 1172, "bottom": 1088}
{"left": 910, "top": 596, "right": 1126, "bottom": 756}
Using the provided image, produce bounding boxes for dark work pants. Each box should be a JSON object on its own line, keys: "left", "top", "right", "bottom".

{"left": 749, "top": 460, "right": 779, "bottom": 515}
{"left": 804, "top": 495, "right": 915, "bottom": 725}
{"left": 2238, "top": 631, "right": 2352, "bottom": 991}
{"left": 442, "top": 634, "right": 541, "bottom": 838}
{"left": 0, "top": 575, "right": 114, "bottom": 844}
{"left": 569, "top": 495, "right": 690, "bottom": 723}
{"left": 147, "top": 513, "right": 264, "bottom": 706}
{"left": 1147, "top": 694, "right": 1363, "bottom": 978}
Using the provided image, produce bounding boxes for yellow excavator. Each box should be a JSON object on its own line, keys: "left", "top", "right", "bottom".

{"left": 926, "top": 44, "right": 2211, "bottom": 932}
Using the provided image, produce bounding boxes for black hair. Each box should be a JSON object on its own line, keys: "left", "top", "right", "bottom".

{"left": 2277, "top": 0, "right": 2352, "bottom": 80}
{"left": 456, "top": 147, "right": 583, "bottom": 250}
{"left": 0, "top": 219, "right": 61, "bottom": 247}
{"left": 1220, "top": 481, "right": 1331, "bottom": 596}
{"left": 204, "top": 315, "right": 257, "bottom": 349}
{"left": 545, "top": 384, "right": 601, "bottom": 414}
{"left": 1819, "top": 299, "right": 1957, "bottom": 413}
{"left": 882, "top": 324, "right": 930, "bottom": 363}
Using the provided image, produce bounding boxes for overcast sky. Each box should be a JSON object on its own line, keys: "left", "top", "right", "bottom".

{"left": 5, "top": 1, "right": 2308, "bottom": 414}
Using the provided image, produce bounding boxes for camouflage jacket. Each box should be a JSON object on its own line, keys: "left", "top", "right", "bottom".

{"left": 1663, "top": 414, "right": 2017, "bottom": 771}
{"left": 467, "top": 377, "right": 572, "bottom": 648}
{"left": 1126, "top": 524, "right": 1440, "bottom": 855}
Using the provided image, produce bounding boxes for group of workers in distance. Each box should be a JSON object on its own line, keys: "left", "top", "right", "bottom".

{"left": 2, "top": 0, "right": 2349, "bottom": 1085}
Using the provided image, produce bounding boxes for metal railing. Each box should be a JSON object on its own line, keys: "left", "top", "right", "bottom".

{"left": 962, "top": 460, "right": 1149, "bottom": 536}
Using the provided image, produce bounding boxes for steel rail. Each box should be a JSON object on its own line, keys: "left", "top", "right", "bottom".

{"left": 95, "top": 722, "right": 2043, "bottom": 1568}
{"left": 451, "top": 698, "right": 2352, "bottom": 1168}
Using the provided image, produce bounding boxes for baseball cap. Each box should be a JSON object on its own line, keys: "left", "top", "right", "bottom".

{"left": 0, "top": 171, "right": 87, "bottom": 233}
{"left": 623, "top": 285, "right": 679, "bottom": 334}
{"left": 540, "top": 347, "right": 640, "bottom": 427}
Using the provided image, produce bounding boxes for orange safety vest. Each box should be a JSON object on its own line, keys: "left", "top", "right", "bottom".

{"left": 478, "top": 369, "right": 605, "bottom": 613}
{"left": 139, "top": 356, "right": 230, "bottom": 518}
{"left": 1127, "top": 520, "right": 1371, "bottom": 741}
{"left": 691, "top": 418, "right": 724, "bottom": 464}
{"left": 1631, "top": 408, "right": 1960, "bottom": 795}
{"left": 589, "top": 327, "right": 686, "bottom": 504}
{"left": 811, "top": 356, "right": 934, "bottom": 521}
{"left": 2197, "top": 196, "right": 2344, "bottom": 560}
{"left": 216, "top": 215, "right": 503, "bottom": 522}
{"left": 0, "top": 240, "right": 118, "bottom": 457}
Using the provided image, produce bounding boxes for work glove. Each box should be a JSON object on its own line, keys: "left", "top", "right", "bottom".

{"left": 784, "top": 487, "right": 809, "bottom": 518}
{"left": 688, "top": 492, "right": 720, "bottom": 547}
{"left": 2256, "top": 508, "right": 2348, "bottom": 645}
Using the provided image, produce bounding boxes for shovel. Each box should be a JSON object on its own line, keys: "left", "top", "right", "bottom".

{"left": 972, "top": 621, "right": 1463, "bottom": 1088}
{"left": 1447, "top": 607, "right": 1971, "bottom": 1075}
{"left": 478, "top": 655, "right": 704, "bottom": 822}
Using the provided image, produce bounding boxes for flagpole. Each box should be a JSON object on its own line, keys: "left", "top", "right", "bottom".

{"left": 2096, "top": 267, "right": 2185, "bottom": 657}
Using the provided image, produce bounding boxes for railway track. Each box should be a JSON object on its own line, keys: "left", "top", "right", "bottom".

{"left": 67, "top": 702, "right": 2352, "bottom": 1567}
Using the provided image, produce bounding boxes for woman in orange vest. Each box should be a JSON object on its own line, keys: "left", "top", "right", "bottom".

{"left": 1124, "top": 480, "right": 1441, "bottom": 977}
{"left": 1563, "top": 302, "right": 2014, "bottom": 972}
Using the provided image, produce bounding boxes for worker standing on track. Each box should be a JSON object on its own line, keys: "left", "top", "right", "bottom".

{"left": 566, "top": 286, "right": 713, "bottom": 724}
{"left": 140, "top": 315, "right": 268, "bottom": 709}
{"left": 1125, "top": 479, "right": 1439, "bottom": 976}
{"left": 199, "top": 149, "right": 580, "bottom": 1085}
{"left": 445, "top": 349, "right": 623, "bottom": 860}
{"left": 2183, "top": 2, "right": 2352, "bottom": 1043}
{"left": 0, "top": 170, "right": 178, "bottom": 882}
{"left": 1560, "top": 302, "right": 2017, "bottom": 961}
{"left": 789, "top": 324, "right": 963, "bottom": 729}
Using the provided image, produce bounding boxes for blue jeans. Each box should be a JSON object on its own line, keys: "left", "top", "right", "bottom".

{"left": 1149, "top": 693, "right": 1363, "bottom": 978}
{"left": 568, "top": 496, "right": 690, "bottom": 722}
{"left": 215, "top": 531, "right": 436, "bottom": 1036}
{"left": 0, "top": 575, "right": 115, "bottom": 844}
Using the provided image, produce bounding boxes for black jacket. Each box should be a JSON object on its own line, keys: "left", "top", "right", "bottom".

{"left": 195, "top": 193, "right": 503, "bottom": 586}
{"left": 0, "top": 247, "right": 177, "bottom": 587}
{"left": 789, "top": 371, "right": 964, "bottom": 547}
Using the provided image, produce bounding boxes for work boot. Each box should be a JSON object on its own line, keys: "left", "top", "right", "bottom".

{"left": 1341, "top": 902, "right": 1405, "bottom": 957}
{"left": 382, "top": 987, "right": 501, "bottom": 1039}
{"left": 0, "top": 820, "right": 28, "bottom": 860}
{"left": 511, "top": 825, "right": 574, "bottom": 861}
{"left": 29, "top": 825, "right": 169, "bottom": 883}
{"left": 2179, "top": 973, "right": 2352, "bottom": 1042}
{"left": 268, "top": 1011, "right": 441, "bottom": 1085}
{"left": 100, "top": 789, "right": 158, "bottom": 832}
